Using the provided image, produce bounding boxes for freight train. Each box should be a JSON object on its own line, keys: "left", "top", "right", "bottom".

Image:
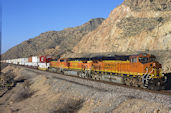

{"left": 1, "top": 53, "right": 167, "bottom": 90}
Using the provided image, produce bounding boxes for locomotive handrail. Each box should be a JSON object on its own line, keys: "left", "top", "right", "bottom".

{"left": 143, "top": 68, "right": 154, "bottom": 86}
{"left": 147, "top": 68, "right": 154, "bottom": 78}
{"left": 142, "top": 68, "right": 148, "bottom": 86}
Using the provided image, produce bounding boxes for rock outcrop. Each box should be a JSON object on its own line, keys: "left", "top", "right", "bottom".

{"left": 73, "top": 0, "right": 171, "bottom": 53}
{"left": 123, "top": 0, "right": 171, "bottom": 11}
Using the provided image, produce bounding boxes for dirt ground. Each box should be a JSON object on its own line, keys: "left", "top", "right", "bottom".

{"left": 0, "top": 65, "right": 170, "bottom": 113}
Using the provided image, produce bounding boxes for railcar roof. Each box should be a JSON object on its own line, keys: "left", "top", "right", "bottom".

{"left": 51, "top": 53, "right": 154, "bottom": 62}
{"left": 90, "top": 55, "right": 130, "bottom": 61}
{"left": 68, "top": 58, "right": 90, "bottom": 61}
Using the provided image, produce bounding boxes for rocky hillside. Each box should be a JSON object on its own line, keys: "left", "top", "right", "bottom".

{"left": 72, "top": 0, "right": 171, "bottom": 72}
{"left": 73, "top": 0, "right": 171, "bottom": 53}
{"left": 2, "top": 18, "right": 104, "bottom": 59}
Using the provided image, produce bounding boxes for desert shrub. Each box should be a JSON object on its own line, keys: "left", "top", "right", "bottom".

{"left": 51, "top": 99, "right": 84, "bottom": 113}
{"left": 14, "top": 80, "right": 35, "bottom": 102}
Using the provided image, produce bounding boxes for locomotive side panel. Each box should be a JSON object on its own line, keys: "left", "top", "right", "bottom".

{"left": 101, "top": 61, "right": 130, "bottom": 75}
{"left": 69, "top": 61, "right": 82, "bottom": 71}
{"left": 91, "top": 61, "right": 102, "bottom": 72}
{"left": 50, "top": 61, "right": 59, "bottom": 68}
{"left": 58, "top": 59, "right": 69, "bottom": 70}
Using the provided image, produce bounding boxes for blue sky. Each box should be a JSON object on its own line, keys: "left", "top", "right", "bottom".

{"left": 1, "top": 0, "right": 124, "bottom": 54}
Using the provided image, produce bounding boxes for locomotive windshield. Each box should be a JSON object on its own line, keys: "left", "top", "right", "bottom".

{"left": 139, "top": 57, "right": 156, "bottom": 64}
{"left": 139, "top": 57, "right": 149, "bottom": 64}
{"left": 149, "top": 56, "right": 156, "bottom": 62}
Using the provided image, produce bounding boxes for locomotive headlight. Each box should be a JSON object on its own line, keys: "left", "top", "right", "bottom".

{"left": 153, "top": 63, "right": 156, "bottom": 67}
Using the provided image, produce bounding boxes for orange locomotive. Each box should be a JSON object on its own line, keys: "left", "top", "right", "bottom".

{"left": 49, "top": 53, "right": 166, "bottom": 90}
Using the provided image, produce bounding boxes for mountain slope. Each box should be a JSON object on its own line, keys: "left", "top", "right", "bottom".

{"left": 2, "top": 18, "right": 104, "bottom": 59}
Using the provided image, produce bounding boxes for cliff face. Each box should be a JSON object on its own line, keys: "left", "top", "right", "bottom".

{"left": 73, "top": 0, "right": 171, "bottom": 53}
{"left": 123, "top": 0, "right": 171, "bottom": 11}
{"left": 2, "top": 18, "right": 104, "bottom": 59}
{"left": 72, "top": 0, "right": 171, "bottom": 73}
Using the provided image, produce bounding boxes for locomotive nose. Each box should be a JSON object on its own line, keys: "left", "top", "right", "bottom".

{"left": 152, "top": 62, "right": 162, "bottom": 69}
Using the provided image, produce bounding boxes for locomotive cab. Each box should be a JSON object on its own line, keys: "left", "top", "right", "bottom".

{"left": 130, "top": 53, "right": 163, "bottom": 77}
{"left": 130, "top": 53, "right": 154, "bottom": 64}
{"left": 130, "top": 53, "right": 166, "bottom": 90}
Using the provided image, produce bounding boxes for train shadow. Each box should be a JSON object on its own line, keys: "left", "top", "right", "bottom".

{"left": 165, "top": 73, "right": 171, "bottom": 90}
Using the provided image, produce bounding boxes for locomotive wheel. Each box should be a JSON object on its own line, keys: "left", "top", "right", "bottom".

{"left": 148, "top": 82, "right": 161, "bottom": 90}
{"left": 132, "top": 77, "right": 139, "bottom": 87}
{"left": 97, "top": 75, "right": 101, "bottom": 80}
{"left": 83, "top": 74, "right": 87, "bottom": 78}
{"left": 136, "top": 76, "right": 144, "bottom": 88}
{"left": 61, "top": 71, "right": 64, "bottom": 75}
{"left": 82, "top": 73, "right": 87, "bottom": 78}
{"left": 148, "top": 84, "right": 154, "bottom": 90}
{"left": 129, "top": 77, "right": 133, "bottom": 86}
{"left": 124, "top": 77, "right": 131, "bottom": 86}
{"left": 92, "top": 74, "right": 97, "bottom": 80}
{"left": 148, "top": 84, "right": 158, "bottom": 90}
{"left": 124, "top": 76, "right": 141, "bottom": 87}
{"left": 147, "top": 79, "right": 161, "bottom": 90}
{"left": 78, "top": 72, "right": 83, "bottom": 78}
{"left": 94, "top": 74, "right": 100, "bottom": 80}
{"left": 95, "top": 75, "right": 101, "bottom": 80}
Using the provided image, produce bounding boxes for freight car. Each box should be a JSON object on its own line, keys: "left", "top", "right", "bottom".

{"left": 48, "top": 53, "right": 167, "bottom": 90}
{"left": 4, "top": 56, "right": 52, "bottom": 70}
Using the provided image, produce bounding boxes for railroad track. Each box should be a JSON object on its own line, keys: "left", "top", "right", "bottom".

{"left": 14, "top": 64, "right": 171, "bottom": 96}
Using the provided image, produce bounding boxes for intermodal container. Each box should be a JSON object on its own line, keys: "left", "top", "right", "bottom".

{"left": 28, "top": 57, "right": 32, "bottom": 62}
{"left": 32, "top": 56, "right": 39, "bottom": 63}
